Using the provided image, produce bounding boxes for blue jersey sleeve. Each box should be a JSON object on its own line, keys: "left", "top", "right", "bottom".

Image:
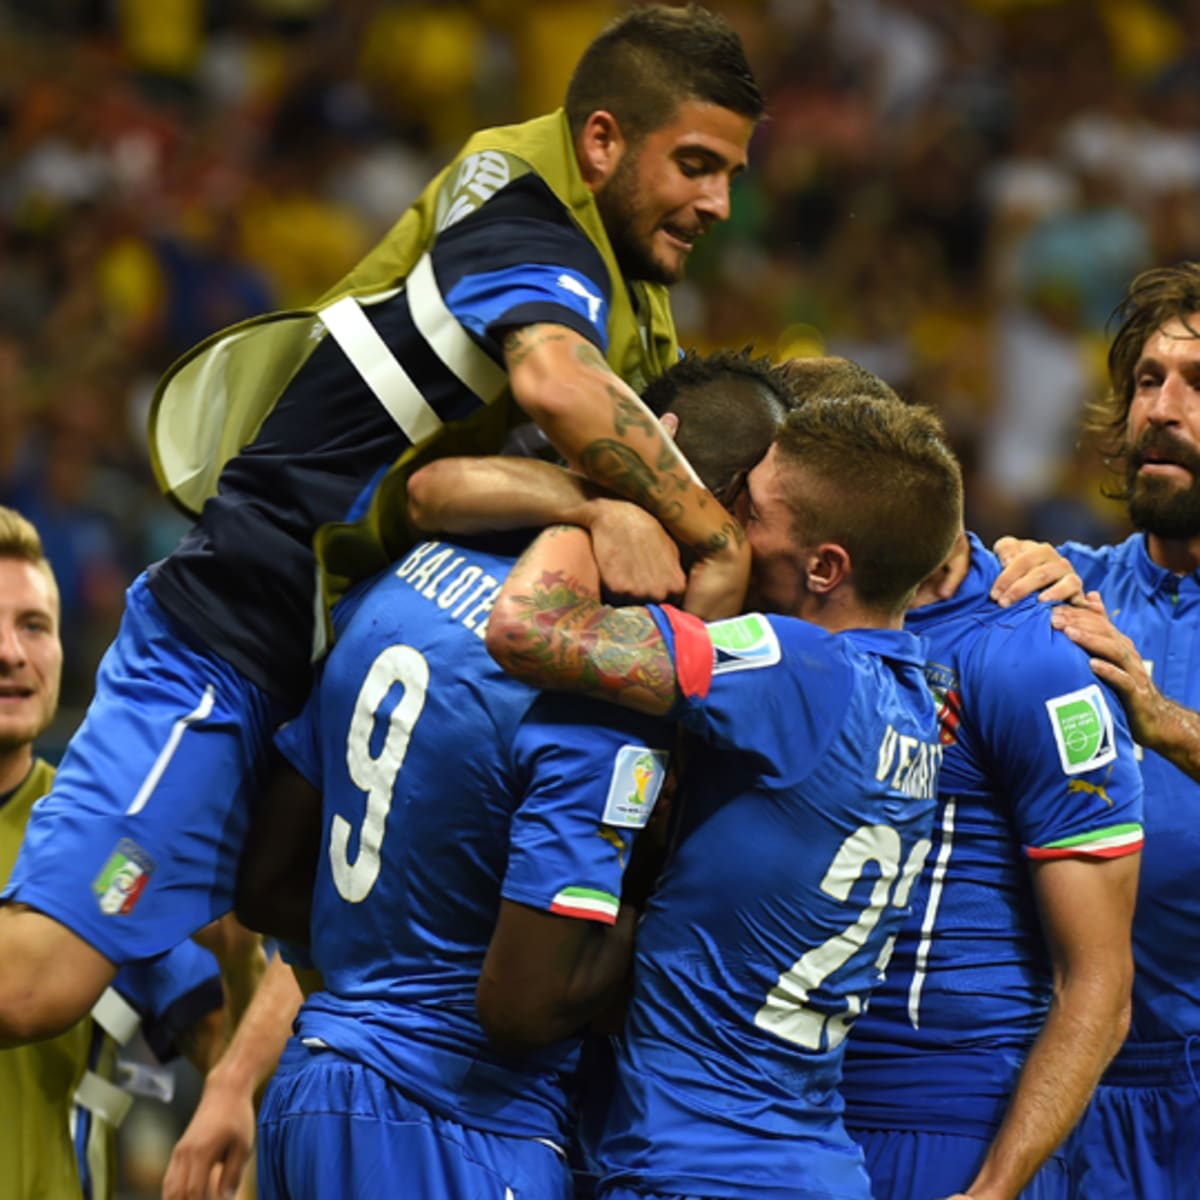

{"left": 112, "top": 942, "right": 223, "bottom": 1061}
{"left": 647, "top": 605, "right": 851, "bottom": 781}
{"left": 435, "top": 175, "right": 612, "bottom": 354}
{"left": 505, "top": 693, "right": 672, "bottom": 925}
{"left": 970, "top": 608, "right": 1144, "bottom": 858}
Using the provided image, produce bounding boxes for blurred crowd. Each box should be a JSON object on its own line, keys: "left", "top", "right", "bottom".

{"left": 3, "top": 0, "right": 1198, "bottom": 720}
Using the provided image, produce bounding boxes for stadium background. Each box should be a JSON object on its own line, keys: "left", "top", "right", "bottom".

{"left": 1, "top": 0, "right": 1196, "bottom": 1191}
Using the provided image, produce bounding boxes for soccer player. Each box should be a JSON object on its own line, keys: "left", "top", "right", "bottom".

{"left": 0, "top": 4, "right": 764, "bottom": 1044}
{"left": 1041, "top": 262, "right": 1200, "bottom": 1198}
{"left": 839, "top": 530, "right": 1143, "bottom": 1200}
{"left": 246, "top": 357, "right": 793, "bottom": 1200}
{"left": 163, "top": 349, "right": 795, "bottom": 1200}
{"left": 484, "top": 392, "right": 965, "bottom": 1199}
{"left": 0, "top": 505, "right": 232, "bottom": 1200}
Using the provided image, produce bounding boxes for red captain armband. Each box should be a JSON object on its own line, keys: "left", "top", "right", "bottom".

{"left": 660, "top": 605, "right": 713, "bottom": 700}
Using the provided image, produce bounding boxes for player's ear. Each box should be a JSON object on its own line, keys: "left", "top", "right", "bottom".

{"left": 577, "top": 110, "right": 626, "bottom": 190}
{"left": 804, "top": 543, "right": 851, "bottom": 595}
{"left": 659, "top": 412, "right": 680, "bottom": 441}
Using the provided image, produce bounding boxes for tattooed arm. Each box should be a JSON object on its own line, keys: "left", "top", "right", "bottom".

{"left": 486, "top": 524, "right": 681, "bottom": 717}
{"left": 502, "top": 324, "right": 748, "bottom": 619}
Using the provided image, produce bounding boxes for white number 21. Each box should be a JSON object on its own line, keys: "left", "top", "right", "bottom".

{"left": 755, "top": 824, "right": 930, "bottom": 1051}
{"left": 329, "top": 644, "right": 430, "bottom": 903}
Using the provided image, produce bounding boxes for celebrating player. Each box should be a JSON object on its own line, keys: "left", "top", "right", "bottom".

{"left": 0, "top": 4, "right": 763, "bottom": 1045}
{"left": 484, "top": 390, "right": 964, "bottom": 1199}
{"left": 0, "top": 505, "right": 239, "bottom": 1200}
{"left": 1048, "top": 262, "right": 1200, "bottom": 1198}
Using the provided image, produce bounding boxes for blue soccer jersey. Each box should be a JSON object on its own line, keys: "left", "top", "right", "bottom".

{"left": 1060, "top": 534, "right": 1200, "bottom": 1197}
{"left": 593, "top": 608, "right": 943, "bottom": 1200}
{"left": 1063, "top": 534, "right": 1200, "bottom": 1046}
{"left": 841, "top": 536, "right": 1143, "bottom": 1142}
{"left": 272, "top": 538, "right": 672, "bottom": 1146}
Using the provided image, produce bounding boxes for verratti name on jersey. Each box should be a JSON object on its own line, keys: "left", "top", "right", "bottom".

{"left": 876, "top": 723, "right": 944, "bottom": 801}
{"left": 392, "top": 540, "right": 503, "bottom": 638}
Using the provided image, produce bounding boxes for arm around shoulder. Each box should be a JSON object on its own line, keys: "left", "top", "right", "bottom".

{"left": 485, "top": 525, "right": 680, "bottom": 716}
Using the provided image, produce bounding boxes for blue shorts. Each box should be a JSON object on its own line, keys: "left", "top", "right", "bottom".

{"left": 850, "top": 1127, "right": 1069, "bottom": 1200}
{"left": 2, "top": 574, "right": 290, "bottom": 963}
{"left": 1066, "top": 1039, "right": 1200, "bottom": 1199}
{"left": 258, "top": 1040, "right": 573, "bottom": 1200}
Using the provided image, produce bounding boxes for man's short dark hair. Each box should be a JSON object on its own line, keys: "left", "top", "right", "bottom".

{"left": 780, "top": 356, "right": 902, "bottom": 407}
{"left": 643, "top": 347, "right": 790, "bottom": 505}
{"left": 774, "top": 393, "right": 964, "bottom": 615}
{"left": 565, "top": 3, "right": 764, "bottom": 143}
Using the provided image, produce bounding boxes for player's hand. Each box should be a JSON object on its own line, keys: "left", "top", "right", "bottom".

{"left": 1050, "top": 592, "right": 1164, "bottom": 743}
{"left": 991, "top": 536, "right": 1083, "bottom": 607}
{"left": 682, "top": 536, "right": 750, "bottom": 621}
{"left": 161, "top": 1070, "right": 255, "bottom": 1200}
{"left": 582, "top": 497, "right": 685, "bottom": 602}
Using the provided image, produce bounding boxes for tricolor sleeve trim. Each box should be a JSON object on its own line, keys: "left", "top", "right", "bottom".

{"left": 549, "top": 886, "right": 619, "bottom": 925}
{"left": 660, "top": 604, "right": 713, "bottom": 700}
{"left": 1025, "top": 822, "right": 1144, "bottom": 861}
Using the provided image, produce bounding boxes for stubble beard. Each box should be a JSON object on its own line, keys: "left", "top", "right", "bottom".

{"left": 596, "top": 158, "right": 681, "bottom": 287}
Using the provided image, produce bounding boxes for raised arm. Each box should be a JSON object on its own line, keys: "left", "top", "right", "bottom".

{"left": 408, "top": 455, "right": 685, "bottom": 603}
{"left": 961, "top": 852, "right": 1138, "bottom": 1200}
{"left": 485, "top": 524, "right": 681, "bottom": 716}
{"left": 503, "top": 324, "right": 748, "bottom": 618}
{"left": 1052, "top": 594, "right": 1200, "bottom": 781}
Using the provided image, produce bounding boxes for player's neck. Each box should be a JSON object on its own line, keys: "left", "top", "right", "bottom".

{"left": 909, "top": 530, "right": 970, "bottom": 610}
{"left": 1146, "top": 531, "right": 1200, "bottom": 577}
{"left": 795, "top": 590, "right": 903, "bottom": 634}
{"left": 0, "top": 743, "right": 33, "bottom": 796}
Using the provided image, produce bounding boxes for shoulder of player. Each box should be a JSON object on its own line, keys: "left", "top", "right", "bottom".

{"left": 1058, "top": 535, "right": 1128, "bottom": 583}
{"left": 435, "top": 172, "right": 598, "bottom": 257}
{"left": 964, "top": 600, "right": 1101, "bottom": 690}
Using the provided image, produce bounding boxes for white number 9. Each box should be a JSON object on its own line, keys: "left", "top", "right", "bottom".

{"left": 329, "top": 644, "right": 430, "bottom": 903}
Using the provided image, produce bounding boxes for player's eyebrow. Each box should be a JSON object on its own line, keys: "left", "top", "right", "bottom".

{"left": 672, "top": 143, "right": 747, "bottom": 177}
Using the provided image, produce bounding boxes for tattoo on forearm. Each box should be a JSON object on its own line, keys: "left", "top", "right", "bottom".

{"left": 610, "top": 390, "right": 661, "bottom": 440}
{"left": 504, "top": 325, "right": 569, "bottom": 368}
{"left": 708, "top": 518, "right": 746, "bottom": 551}
{"left": 503, "top": 569, "right": 677, "bottom": 704}
{"left": 574, "top": 342, "right": 609, "bottom": 371}
{"left": 578, "top": 440, "right": 685, "bottom": 525}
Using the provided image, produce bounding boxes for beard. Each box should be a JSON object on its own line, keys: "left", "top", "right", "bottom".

{"left": 1126, "top": 429, "right": 1200, "bottom": 539}
{"left": 595, "top": 156, "right": 680, "bottom": 286}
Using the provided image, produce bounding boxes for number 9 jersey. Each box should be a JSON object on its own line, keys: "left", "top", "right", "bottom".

{"left": 272, "top": 538, "right": 672, "bottom": 1147}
